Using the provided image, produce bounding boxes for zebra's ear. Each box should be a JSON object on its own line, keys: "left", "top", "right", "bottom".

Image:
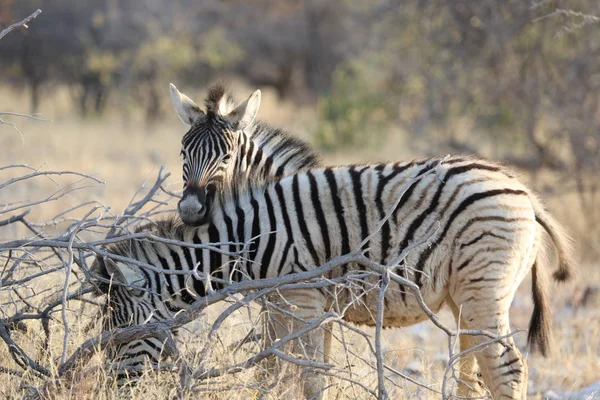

{"left": 105, "top": 259, "right": 146, "bottom": 289}
{"left": 224, "top": 89, "right": 261, "bottom": 131}
{"left": 170, "top": 83, "right": 204, "bottom": 126}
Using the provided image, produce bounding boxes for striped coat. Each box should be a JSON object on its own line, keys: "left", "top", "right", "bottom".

{"left": 93, "top": 156, "right": 573, "bottom": 399}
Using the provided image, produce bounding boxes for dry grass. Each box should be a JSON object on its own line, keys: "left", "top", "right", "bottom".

{"left": 0, "top": 85, "right": 598, "bottom": 399}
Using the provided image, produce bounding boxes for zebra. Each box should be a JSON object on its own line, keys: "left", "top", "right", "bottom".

{"left": 170, "top": 81, "right": 320, "bottom": 226}
{"left": 90, "top": 156, "right": 574, "bottom": 399}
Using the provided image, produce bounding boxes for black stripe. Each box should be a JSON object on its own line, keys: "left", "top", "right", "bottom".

{"left": 456, "top": 216, "right": 528, "bottom": 242}
{"left": 459, "top": 231, "right": 510, "bottom": 249}
{"left": 248, "top": 195, "right": 261, "bottom": 279}
{"left": 224, "top": 214, "right": 241, "bottom": 283}
{"left": 262, "top": 151, "right": 274, "bottom": 178}
{"left": 349, "top": 166, "right": 369, "bottom": 258}
{"left": 444, "top": 157, "right": 468, "bottom": 165}
{"left": 278, "top": 242, "right": 293, "bottom": 275}
{"left": 375, "top": 165, "right": 391, "bottom": 262}
{"left": 245, "top": 140, "right": 254, "bottom": 169}
{"left": 120, "top": 348, "right": 155, "bottom": 359}
{"left": 456, "top": 256, "right": 474, "bottom": 272}
{"left": 498, "top": 358, "right": 521, "bottom": 369}
{"left": 274, "top": 182, "right": 295, "bottom": 274}
{"left": 207, "top": 224, "right": 223, "bottom": 290}
{"left": 391, "top": 162, "right": 437, "bottom": 222}
{"left": 469, "top": 276, "right": 486, "bottom": 283}
{"left": 156, "top": 252, "right": 175, "bottom": 297}
{"left": 297, "top": 156, "right": 317, "bottom": 170}
{"left": 140, "top": 337, "right": 165, "bottom": 353}
{"left": 467, "top": 260, "right": 504, "bottom": 276}
{"left": 293, "top": 246, "right": 308, "bottom": 272}
{"left": 259, "top": 190, "right": 277, "bottom": 279}
{"left": 274, "top": 149, "right": 300, "bottom": 177}
{"left": 324, "top": 168, "right": 349, "bottom": 275}
{"left": 170, "top": 249, "right": 195, "bottom": 304}
{"left": 275, "top": 163, "right": 286, "bottom": 177}
{"left": 135, "top": 244, "right": 159, "bottom": 295}
{"left": 182, "top": 247, "right": 194, "bottom": 276}
{"left": 307, "top": 171, "right": 330, "bottom": 260}
{"left": 252, "top": 147, "right": 265, "bottom": 176}
{"left": 293, "top": 174, "right": 320, "bottom": 265}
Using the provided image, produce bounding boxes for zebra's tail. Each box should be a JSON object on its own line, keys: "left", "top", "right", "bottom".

{"left": 527, "top": 192, "right": 575, "bottom": 356}
{"left": 528, "top": 261, "right": 553, "bottom": 356}
{"left": 531, "top": 193, "right": 575, "bottom": 282}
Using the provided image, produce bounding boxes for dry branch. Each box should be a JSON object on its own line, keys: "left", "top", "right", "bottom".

{"left": 0, "top": 163, "right": 178, "bottom": 389}
{"left": 0, "top": 9, "right": 42, "bottom": 40}
{"left": 0, "top": 9, "right": 46, "bottom": 145}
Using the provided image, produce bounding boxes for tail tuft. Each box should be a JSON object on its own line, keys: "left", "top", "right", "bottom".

{"left": 528, "top": 262, "right": 553, "bottom": 357}
{"left": 552, "top": 266, "right": 571, "bottom": 282}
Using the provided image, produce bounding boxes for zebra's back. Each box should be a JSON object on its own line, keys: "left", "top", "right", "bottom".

{"left": 230, "top": 157, "right": 536, "bottom": 323}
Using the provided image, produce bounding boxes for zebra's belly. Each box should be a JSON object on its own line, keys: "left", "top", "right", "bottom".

{"left": 330, "top": 284, "right": 447, "bottom": 328}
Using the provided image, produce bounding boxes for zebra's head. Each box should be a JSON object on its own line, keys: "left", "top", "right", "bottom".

{"left": 90, "top": 252, "right": 180, "bottom": 379}
{"left": 170, "top": 82, "right": 262, "bottom": 226}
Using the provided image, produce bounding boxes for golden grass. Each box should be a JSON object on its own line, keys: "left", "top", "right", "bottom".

{"left": 0, "top": 85, "right": 598, "bottom": 399}
{"left": 0, "top": 273, "right": 596, "bottom": 399}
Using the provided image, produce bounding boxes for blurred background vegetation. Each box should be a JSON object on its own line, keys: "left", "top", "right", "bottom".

{"left": 1, "top": 0, "right": 600, "bottom": 256}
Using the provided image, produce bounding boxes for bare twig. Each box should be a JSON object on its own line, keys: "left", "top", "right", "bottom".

{"left": 375, "top": 269, "right": 390, "bottom": 400}
{"left": 0, "top": 9, "right": 42, "bottom": 41}
{"left": 0, "top": 10, "right": 44, "bottom": 146}
{"left": 0, "top": 211, "right": 30, "bottom": 227}
{"left": 107, "top": 165, "right": 171, "bottom": 237}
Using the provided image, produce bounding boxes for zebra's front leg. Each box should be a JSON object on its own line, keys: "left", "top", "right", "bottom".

{"left": 265, "top": 289, "right": 328, "bottom": 400}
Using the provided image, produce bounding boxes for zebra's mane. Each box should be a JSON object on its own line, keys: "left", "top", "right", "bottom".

{"left": 204, "top": 81, "right": 235, "bottom": 115}
{"left": 127, "top": 216, "right": 189, "bottom": 243}
{"left": 250, "top": 120, "right": 321, "bottom": 168}
{"left": 203, "top": 82, "right": 321, "bottom": 177}
{"left": 92, "top": 217, "right": 188, "bottom": 286}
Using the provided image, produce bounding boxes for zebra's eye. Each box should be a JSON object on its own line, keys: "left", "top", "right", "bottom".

{"left": 222, "top": 154, "right": 231, "bottom": 164}
{"left": 206, "top": 182, "right": 217, "bottom": 195}
{"left": 180, "top": 151, "right": 187, "bottom": 160}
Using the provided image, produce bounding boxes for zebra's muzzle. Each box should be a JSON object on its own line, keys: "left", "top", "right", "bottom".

{"left": 178, "top": 186, "right": 212, "bottom": 226}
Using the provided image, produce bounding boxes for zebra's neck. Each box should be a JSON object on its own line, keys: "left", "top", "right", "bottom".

{"left": 133, "top": 157, "right": 460, "bottom": 308}
{"left": 195, "top": 182, "right": 287, "bottom": 288}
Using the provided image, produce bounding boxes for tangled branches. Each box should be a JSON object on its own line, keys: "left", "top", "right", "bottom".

{"left": 0, "top": 164, "right": 177, "bottom": 395}
{"left": 0, "top": 163, "right": 523, "bottom": 399}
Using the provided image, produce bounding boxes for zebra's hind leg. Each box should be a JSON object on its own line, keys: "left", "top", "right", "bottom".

{"left": 450, "top": 295, "right": 527, "bottom": 400}
{"left": 263, "top": 289, "right": 328, "bottom": 400}
{"left": 447, "top": 298, "right": 486, "bottom": 397}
